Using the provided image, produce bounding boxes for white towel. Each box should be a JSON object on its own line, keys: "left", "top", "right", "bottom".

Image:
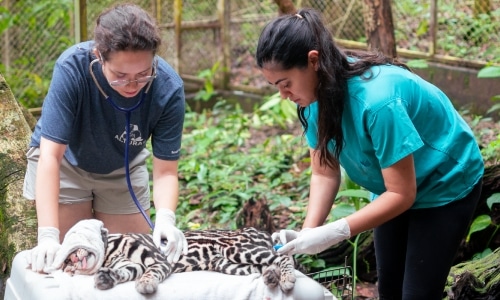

{"left": 47, "top": 269, "right": 297, "bottom": 300}
{"left": 49, "top": 219, "right": 107, "bottom": 275}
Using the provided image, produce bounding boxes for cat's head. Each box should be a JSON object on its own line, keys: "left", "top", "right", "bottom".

{"left": 54, "top": 219, "right": 109, "bottom": 275}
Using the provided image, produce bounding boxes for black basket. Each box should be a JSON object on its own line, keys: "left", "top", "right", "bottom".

{"left": 307, "top": 258, "right": 354, "bottom": 300}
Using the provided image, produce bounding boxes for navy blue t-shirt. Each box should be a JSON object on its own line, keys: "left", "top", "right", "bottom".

{"left": 30, "top": 41, "right": 185, "bottom": 174}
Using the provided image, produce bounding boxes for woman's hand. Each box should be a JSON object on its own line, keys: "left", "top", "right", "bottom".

{"left": 152, "top": 208, "right": 188, "bottom": 264}
{"left": 275, "top": 218, "right": 351, "bottom": 255}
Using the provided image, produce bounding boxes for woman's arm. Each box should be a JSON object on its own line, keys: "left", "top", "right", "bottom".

{"left": 151, "top": 156, "right": 187, "bottom": 263}
{"left": 303, "top": 148, "right": 342, "bottom": 228}
{"left": 36, "top": 137, "right": 66, "bottom": 229}
{"left": 345, "top": 153, "right": 417, "bottom": 236}
{"left": 152, "top": 157, "right": 179, "bottom": 211}
{"left": 276, "top": 153, "right": 417, "bottom": 256}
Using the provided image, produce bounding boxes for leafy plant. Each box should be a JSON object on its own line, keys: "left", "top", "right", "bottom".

{"left": 466, "top": 193, "right": 500, "bottom": 259}
{"left": 481, "top": 134, "right": 500, "bottom": 165}
{"left": 478, "top": 65, "right": 500, "bottom": 114}
{"left": 172, "top": 100, "right": 308, "bottom": 230}
{"left": 194, "top": 61, "right": 220, "bottom": 102}
{"left": 256, "top": 92, "right": 297, "bottom": 128}
{"left": 329, "top": 174, "right": 370, "bottom": 297}
{"left": 406, "top": 59, "right": 429, "bottom": 69}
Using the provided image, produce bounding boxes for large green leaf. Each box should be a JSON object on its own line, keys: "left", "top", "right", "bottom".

{"left": 332, "top": 203, "right": 356, "bottom": 219}
{"left": 466, "top": 215, "right": 491, "bottom": 243}
{"left": 478, "top": 66, "right": 500, "bottom": 78}
{"left": 335, "top": 189, "right": 370, "bottom": 200}
{"left": 486, "top": 193, "right": 500, "bottom": 209}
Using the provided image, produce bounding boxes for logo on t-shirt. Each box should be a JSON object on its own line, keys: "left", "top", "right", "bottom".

{"left": 115, "top": 124, "right": 145, "bottom": 146}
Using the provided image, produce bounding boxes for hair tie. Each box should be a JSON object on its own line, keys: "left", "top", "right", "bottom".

{"left": 295, "top": 13, "right": 303, "bottom": 19}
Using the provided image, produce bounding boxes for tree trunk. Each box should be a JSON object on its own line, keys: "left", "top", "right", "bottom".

{"left": 273, "top": 0, "right": 296, "bottom": 15}
{"left": 0, "top": 73, "right": 37, "bottom": 292}
{"left": 445, "top": 247, "right": 500, "bottom": 299}
{"left": 362, "top": 0, "right": 397, "bottom": 58}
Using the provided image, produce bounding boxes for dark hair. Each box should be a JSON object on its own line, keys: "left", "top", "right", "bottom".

{"left": 256, "top": 8, "right": 410, "bottom": 169}
{"left": 94, "top": 4, "right": 161, "bottom": 60}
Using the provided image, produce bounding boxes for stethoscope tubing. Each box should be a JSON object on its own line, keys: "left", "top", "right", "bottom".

{"left": 90, "top": 58, "right": 155, "bottom": 230}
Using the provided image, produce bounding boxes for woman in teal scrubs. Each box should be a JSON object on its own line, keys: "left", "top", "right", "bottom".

{"left": 257, "top": 8, "right": 483, "bottom": 300}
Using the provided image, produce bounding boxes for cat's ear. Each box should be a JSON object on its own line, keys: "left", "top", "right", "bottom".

{"left": 101, "top": 227, "right": 109, "bottom": 246}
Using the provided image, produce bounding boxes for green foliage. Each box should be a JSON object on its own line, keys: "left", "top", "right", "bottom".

{"left": 194, "top": 61, "right": 220, "bottom": 102}
{"left": 257, "top": 92, "right": 297, "bottom": 129}
{"left": 174, "top": 100, "right": 309, "bottom": 230}
{"left": 466, "top": 193, "right": 500, "bottom": 259}
{"left": 406, "top": 59, "right": 429, "bottom": 69}
{"left": 0, "top": 65, "right": 51, "bottom": 108}
{"left": 330, "top": 176, "right": 370, "bottom": 295}
{"left": 1, "top": 0, "right": 74, "bottom": 108}
{"left": 481, "top": 134, "right": 500, "bottom": 165}
{"left": 0, "top": 6, "right": 15, "bottom": 33}
{"left": 478, "top": 66, "right": 500, "bottom": 79}
{"left": 478, "top": 65, "right": 500, "bottom": 114}
{"left": 475, "top": 64, "right": 500, "bottom": 164}
{"left": 439, "top": 9, "right": 500, "bottom": 63}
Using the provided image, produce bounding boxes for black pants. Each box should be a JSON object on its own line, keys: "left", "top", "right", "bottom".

{"left": 374, "top": 181, "right": 482, "bottom": 300}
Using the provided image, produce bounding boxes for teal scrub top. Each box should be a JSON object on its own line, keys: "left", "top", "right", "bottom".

{"left": 304, "top": 64, "right": 484, "bottom": 209}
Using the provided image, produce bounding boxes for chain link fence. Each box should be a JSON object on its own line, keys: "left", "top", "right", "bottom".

{"left": 1, "top": 0, "right": 499, "bottom": 108}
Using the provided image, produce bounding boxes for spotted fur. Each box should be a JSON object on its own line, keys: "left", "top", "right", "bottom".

{"left": 66, "top": 227, "right": 296, "bottom": 294}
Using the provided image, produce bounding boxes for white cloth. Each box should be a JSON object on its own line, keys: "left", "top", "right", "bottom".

{"left": 12, "top": 219, "right": 331, "bottom": 299}
{"left": 49, "top": 219, "right": 107, "bottom": 275}
{"left": 8, "top": 251, "right": 331, "bottom": 300}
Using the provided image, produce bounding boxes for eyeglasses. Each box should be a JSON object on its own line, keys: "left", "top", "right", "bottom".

{"left": 107, "top": 59, "right": 158, "bottom": 87}
{"left": 108, "top": 75, "right": 156, "bottom": 87}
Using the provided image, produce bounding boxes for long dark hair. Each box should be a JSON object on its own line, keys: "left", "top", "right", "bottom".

{"left": 94, "top": 4, "right": 161, "bottom": 60}
{"left": 256, "top": 8, "right": 410, "bottom": 169}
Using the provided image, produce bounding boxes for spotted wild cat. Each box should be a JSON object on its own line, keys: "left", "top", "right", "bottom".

{"left": 61, "top": 222, "right": 296, "bottom": 295}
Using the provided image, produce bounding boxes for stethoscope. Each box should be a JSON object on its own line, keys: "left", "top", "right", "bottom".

{"left": 89, "top": 58, "right": 155, "bottom": 230}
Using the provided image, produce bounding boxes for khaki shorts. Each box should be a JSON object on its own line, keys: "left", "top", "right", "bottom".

{"left": 23, "top": 147, "right": 151, "bottom": 214}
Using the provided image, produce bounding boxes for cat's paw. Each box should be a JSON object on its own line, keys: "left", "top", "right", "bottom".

{"left": 262, "top": 264, "right": 280, "bottom": 288}
{"left": 279, "top": 267, "right": 296, "bottom": 292}
{"left": 135, "top": 276, "right": 160, "bottom": 294}
{"left": 94, "top": 267, "right": 119, "bottom": 290}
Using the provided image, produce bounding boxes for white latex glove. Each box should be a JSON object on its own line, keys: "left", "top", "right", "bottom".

{"left": 153, "top": 208, "right": 188, "bottom": 264}
{"left": 28, "top": 227, "right": 61, "bottom": 273}
{"left": 272, "top": 228, "right": 308, "bottom": 245}
{"left": 277, "top": 218, "right": 351, "bottom": 255}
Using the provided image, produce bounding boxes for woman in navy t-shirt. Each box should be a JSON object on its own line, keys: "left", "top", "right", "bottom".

{"left": 24, "top": 4, "right": 187, "bottom": 273}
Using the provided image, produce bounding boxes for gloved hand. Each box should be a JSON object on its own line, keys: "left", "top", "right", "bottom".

{"left": 28, "top": 227, "right": 61, "bottom": 273}
{"left": 153, "top": 208, "right": 188, "bottom": 264}
{"left": 276, "top": 218, "right": 351, "bottom": 255}
{"left": 272, "top": 228, "right": 311, "bottom": 245}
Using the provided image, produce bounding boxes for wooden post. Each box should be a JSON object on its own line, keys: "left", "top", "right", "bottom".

{"left": 79, "top": 0, "right": 87, "bottom": 43}
{"left": 174, "top": 0, "right": 182, "bottom": 73}
{"left": 273, "top": 0, "right": 296, "bottom": 15}
{"left": 429, "top": 0, "right": 437, "bottom": 57}
{"left": 362, "top": 0, "right": 397, "bottom": 58}
{"left": 218, "top": 0, "right": 230, "bottom": 90}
